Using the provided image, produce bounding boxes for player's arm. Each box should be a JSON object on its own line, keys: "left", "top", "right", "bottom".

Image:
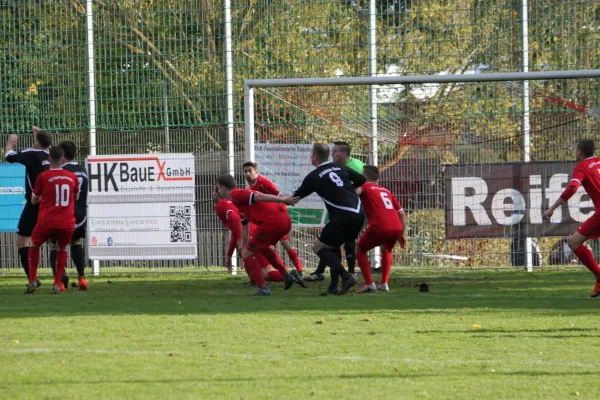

{"left": 544, "top": 167, "right": 583, "bottom": 220}
{"left": 241, "top": 219, "right": 250, "bottom": 249}
{"left": 4, "top": 134, "right": 21, "bottom": 163}
{"left": 31, "top": 177, "right": 42, "bottom": 205}
{"left": 252, "top": 192, "right": 291, "bottom": 204}
{"left": 224, "top": 211, "right": 242, "bottom": 271}
{"left": 344, "top": 166, "right": 367, "bottom": 188}
{"left": 292, "top": 173, "right": 318, "bottom": 200}
{"left": 392, "top": 194, "right": 407, "bottom": 248}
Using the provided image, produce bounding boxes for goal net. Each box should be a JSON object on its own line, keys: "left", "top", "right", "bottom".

{"left": 245, "top": 71, "right": 600, "bottom": 270}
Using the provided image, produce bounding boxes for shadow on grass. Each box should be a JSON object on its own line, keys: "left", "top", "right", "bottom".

{"left": 0, "top": 272, "right": 598, "bottom": 318}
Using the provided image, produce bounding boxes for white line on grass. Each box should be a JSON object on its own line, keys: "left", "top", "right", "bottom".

{"left": 5, "top": 348, "right": 600, "bottom": 369}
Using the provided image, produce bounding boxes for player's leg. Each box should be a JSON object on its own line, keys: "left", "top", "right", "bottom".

{"left": 71, "top": 222, "right": 88, "bottom": 289}
{"left": 344, "top": 240, "right": 357, "bottom": 275}
{"left": 313, "top": 231, "right": 354, "bottom": 294}
{"left": 280, "top": 235, "right": 303, "bottom": 273}
{"left": 49, "top": 241, "right": 69, "bottom": 288}
{"left": 379, "top": 246, "right": 393, "bottom": 291}
{"left": 16, "top": 203, "right": 37, "bottom": 279}
{"left": 260, "top": 245, "right": 305, "bottom": 289}
{"left": 567, "top": 229, "right": 600, "bottom": 297}
{"left": 52, "top": 230, "right": 74, "bottom": 293}
{"left": 241, "top": 247, "right": 270, "bottom": 296}
{"left": 24, "top": 226, "right": 48, "bottom": 293}
{"left": 355, "top": 229, "right": 378, "bottom": 294}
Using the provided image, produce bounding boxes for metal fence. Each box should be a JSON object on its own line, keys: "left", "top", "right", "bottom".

{"left": 1, "top": 0, "right": 599, "bottom": 274}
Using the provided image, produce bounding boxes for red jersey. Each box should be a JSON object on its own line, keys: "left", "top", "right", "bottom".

{"left": 359, "top": 182, "right": 403, "bottom": 231}
{"left": 214, "top": 199, "right": 242, "bottom": 236}
{"left": 33, "top": 168, "right": 79, "bottom": 230}
{"left": 562, "top": 157, "right": 600, "bottom": 210}
{"left": 230, "top": 188, "right": 288, "bottom": 226}
{"left": 248, "top": 175, "right": 280, "bottom": 195}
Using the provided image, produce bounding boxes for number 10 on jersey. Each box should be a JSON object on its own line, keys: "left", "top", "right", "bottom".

{"left": 55, "top": 184, "right": 71, "bottom": 207}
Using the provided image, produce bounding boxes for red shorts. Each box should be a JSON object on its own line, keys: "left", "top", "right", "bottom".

{"left": 578, "top": 211, "right": 600, "bottom": 239}
{"left": 358, "top": 226, "right": 403, "bottom": 252}
{"left": 246, "top": 218, "right": 292, "bottom": 254}
{"left": 256, "top": 252, "right": 270, "bottom": 268}
{"left": 251, "top": 224, "right": 290, "bottom": 242}
{"left": 31, "top": 225, "right": 74, "bottom": 248}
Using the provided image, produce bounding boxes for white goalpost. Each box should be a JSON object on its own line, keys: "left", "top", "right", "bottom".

{"left": 243, "top": 70, "right": 600, "bottom": 272}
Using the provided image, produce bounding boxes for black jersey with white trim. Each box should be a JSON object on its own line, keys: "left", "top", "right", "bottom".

{"left": 5, "top": 148, "right": 50, "bottom": 200}
{"left": 62, "top": 161, "right": 88, "bottom": 218}
{"left": 293, "top": 161, "right": 366, "bottom": 222}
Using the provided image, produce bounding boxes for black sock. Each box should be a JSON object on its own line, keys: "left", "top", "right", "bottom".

{"left": 50, "top": 249, "right": 57, "bottom": 276}
{"left": 329, "top": 269, "right": 340, "bottom": 288}
{"left": 344, "top": 241, "right": 356, "bottom": 273}
{"left": 18, "top": 247, "right": 30, "bottom": 278}
{"left": 317, "top": 248, "right": 349, "bottom": 281}
{"left": 314, "top": 259, "right": 327, "bottom": 275}
{"left": 71, "top": 244, "right": 85, "bottom": 278}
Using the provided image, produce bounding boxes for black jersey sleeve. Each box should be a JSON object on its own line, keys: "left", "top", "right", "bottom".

{"left": 344, "top": 166, "right": 367, "bottom": 188}
{"left": 293, "top": 171, "right": 320, "bottom": 199}
{"left": 5, "top": 150, "right": 27, "bottom": 165}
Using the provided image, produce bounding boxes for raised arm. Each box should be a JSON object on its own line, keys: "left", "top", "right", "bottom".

{"left": 5, "top": 135, "right": 20, "bottom": 162}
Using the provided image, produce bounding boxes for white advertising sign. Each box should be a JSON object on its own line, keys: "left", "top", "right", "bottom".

{"left": 255, "top": 143, "right": 326, "bottom": 227}
{"left": 86, "top": 153, "right": 197, "bottom": 260}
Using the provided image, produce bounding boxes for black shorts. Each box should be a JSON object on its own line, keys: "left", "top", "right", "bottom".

{"left": 72, "top": 220, "right": 87, "bottom": 241}
{"left": 17, "top": 202, "right": 39, "bottom": 237}
{"left": 319, "top": 213, "right": 365, "bottom": 248}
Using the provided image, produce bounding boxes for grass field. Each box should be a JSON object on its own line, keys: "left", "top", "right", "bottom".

{"left": 1, "top": 271, "right": 599, "bottom": 399}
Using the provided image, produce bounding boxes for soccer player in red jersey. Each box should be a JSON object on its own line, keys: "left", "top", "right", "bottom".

{"left": 544, "top": 139, "right": 600, "bottom": 297}
{"left": 354, "top": 165, "right": 406, "bottom": 294}
{"left": 243, "top": 161, "right": 303, "bottom": 274}
{"left": 213, "top": 190, "right": 282, "bottom": 284}
{"left": 25, "top": 147, "right": 80, "bottom": 294}
{"left": 216, "top": 174, "right": 306, "bottom": 296}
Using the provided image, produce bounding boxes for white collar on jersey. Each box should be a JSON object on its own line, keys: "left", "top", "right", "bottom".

{"left": 317, "top": 161, "right": 333, "bottom": 167}
{"left": 62, "top": 161, "right": 79, "bottom": 167}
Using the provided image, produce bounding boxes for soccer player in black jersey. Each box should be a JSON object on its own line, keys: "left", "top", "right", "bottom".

{"left": 5, "top": 127, "right": 51, "bottom": 280}
{"left": 49, "top": 141, "right": 89, "bottom": 290}
{"left": 283, "top": 143, "right": 366, "bottom": 294}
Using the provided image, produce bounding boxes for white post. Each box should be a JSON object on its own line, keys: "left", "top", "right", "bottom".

{"left": 224, "top": 0, "right": 237, "bottom": 275}
{"left": 244, "top": 85, "right": 255, "bottom": 162}
{"left": 522, "top": 0, "right": 533, "bottom": 272}
{"left": 163, "top": 80, "right": 170, "bottom": 153}
{"left": 368, "top": 0, "right": 381, "bottom": 270}
{"left": 86, "top": 0, "right": 99, "bottom": 276}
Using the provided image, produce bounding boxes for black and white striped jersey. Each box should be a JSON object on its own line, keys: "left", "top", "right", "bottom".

{"left": 5, "top": 148, "right": 50, "bottom": 200}
{"left": 293, "top": 161, "right": 366, "bottom": 222}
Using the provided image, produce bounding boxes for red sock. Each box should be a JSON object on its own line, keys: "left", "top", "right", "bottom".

{"left": 28, "top": 247, "right": 40, "bottom": 284}
{"left": 286, "top": 249, "right": 303, "bottom": 272}
{"left": 261, "top": 247, "right": 288, "bottom": 275}
{"left": 242, "top": 263, "right": 255, "bottom": 283}
{"left": 574, "top": 245, "right": 600, "bottom": 280}
{"left": 54, "top": 250, "right": 68, "bottom": 285}
{"left": 267, "top": 270, "right": 284, "bottom": 282}
{"left": 244, "top": 256, "right": 266, "bottom": 287}
{"left": 381, "top": 250, "right": 392, "bottom": 284}
{"left": 356, "top": 251, "right": 373, "bottom": 285}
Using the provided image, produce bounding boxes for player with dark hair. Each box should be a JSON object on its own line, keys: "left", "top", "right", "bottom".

{"left": 242, "top": 161, "right": 303, "bottom": 275}
{"left": 5, "top": 126, "right": 51, "bottom": 283}
{"left": 544, "top": 139, "right": 600, "bottom": 297}
{"left": 25, "top": 146, "right": 80, "bottom": 294}
{"left": 212, "top": 189, "right": 282, "bottom": 283}
{"left": 216, "top": 174, "right": 306, "bottom": 296}
{"left": 285, "top": 143, "right": 366, "bottom": 294}
{"left": 47, "top": 140, "right": 89, "bottom": 290}
{"left": 304, "top": 140, "right": 366, "bottom": 282}
{"left": 354, "top": 165, "right": 406, "bottom": 293}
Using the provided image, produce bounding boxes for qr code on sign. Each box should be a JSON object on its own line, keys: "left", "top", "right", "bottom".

{"left": 170, "top": 206, "right": 192, "bottom": 243}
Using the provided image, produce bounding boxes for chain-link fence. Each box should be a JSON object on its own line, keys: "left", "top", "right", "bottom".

{"left": 1, "top": 0, "right": 599, "bottom": 274}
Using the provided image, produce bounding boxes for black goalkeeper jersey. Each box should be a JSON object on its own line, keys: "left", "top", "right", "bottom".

{"left": 5, "top": 148, "right": 50, "bottom": 200}
{"left": 62, "top": 161, "right": 88, "bottom": 221}
{"left": 293, "top": 161, "right": 366, "bottom": 222}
